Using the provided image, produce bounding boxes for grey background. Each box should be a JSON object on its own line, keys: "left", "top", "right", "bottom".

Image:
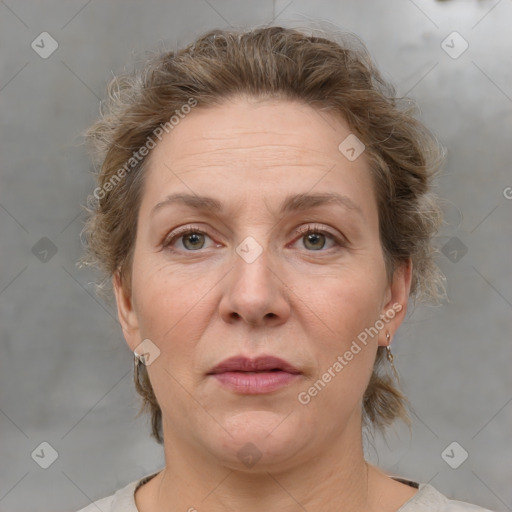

{"left": 1, "top": 1, "right": 511, "bottom": 511}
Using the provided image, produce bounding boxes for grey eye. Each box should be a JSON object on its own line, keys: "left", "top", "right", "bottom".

{"left": 181, "top": 232, "right": 206, "bottom": 250}
{"left": 302, "top": 232, "right": 326, "bottom": 250}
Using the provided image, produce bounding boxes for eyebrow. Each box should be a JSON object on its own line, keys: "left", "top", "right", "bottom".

{"left": 150, "top": 191, "right": 363, "bottom": 219}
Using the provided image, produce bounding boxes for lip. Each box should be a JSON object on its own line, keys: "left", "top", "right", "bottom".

{"left": 207, "top": 355, "right": 302, "bottom": 394}
{"left": 208, "top": 355, "right": 301, "bottom": 375}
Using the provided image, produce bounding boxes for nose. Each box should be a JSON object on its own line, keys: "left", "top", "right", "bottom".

{"left": 218, "top": 241, "right": 291, "bottom": 328}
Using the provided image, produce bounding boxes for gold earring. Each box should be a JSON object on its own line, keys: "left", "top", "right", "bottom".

{"left": 385, "top": 332, "right": 400, "bottom": 383}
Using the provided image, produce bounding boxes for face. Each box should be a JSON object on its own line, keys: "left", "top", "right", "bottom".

{"left": 114, "top": 97, "right": 411, "bottom": 472}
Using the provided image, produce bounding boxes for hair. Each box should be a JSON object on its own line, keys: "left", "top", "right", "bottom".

{"left": 80, "top": 25, "right": 446, "bottom": 444}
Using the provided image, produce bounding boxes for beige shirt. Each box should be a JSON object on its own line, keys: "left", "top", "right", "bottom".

{"left": 76, "top": 473, "right": 496, "bottom": 512}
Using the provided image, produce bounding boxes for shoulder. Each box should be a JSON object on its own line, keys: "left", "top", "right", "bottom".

{"left": 398, "top": 482, "right": 496, "bottom": 512}
{"left": 75, "top": 472, "right": 160, "bottom": 512}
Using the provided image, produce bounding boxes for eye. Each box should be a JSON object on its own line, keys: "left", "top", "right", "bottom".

{"left": 292, "top": 224, "right": 344, "bottom": 252}
{"left": 163, "top": 224, "right": 345, "bottom": 253}
{"left": 163, "top": 226, "right": 217, "bottom": 251}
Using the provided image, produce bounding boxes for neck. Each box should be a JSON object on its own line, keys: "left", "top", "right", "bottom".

{"left": 138, "top": 413, "right": 386, "bottom": 512}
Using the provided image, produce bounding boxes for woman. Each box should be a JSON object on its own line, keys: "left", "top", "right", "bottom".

{"left": 78, "top": 26, "right": 495, "bottom": 512}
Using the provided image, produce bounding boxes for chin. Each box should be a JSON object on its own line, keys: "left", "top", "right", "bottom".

{"left": 206, "top": 410, "right": 307, "bottom": 471}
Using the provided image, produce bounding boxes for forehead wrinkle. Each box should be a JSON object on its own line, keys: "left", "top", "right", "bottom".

{"left": 169, "top": 162, "right": 335, "bottom": 175}
{"left": 161, "top": 147, "right": 339, "bottom": 174}
{"left": 173, "top": 142, "right": 335, "bottom": 156}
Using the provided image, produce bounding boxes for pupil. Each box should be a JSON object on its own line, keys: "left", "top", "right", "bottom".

{"left": 306, "top": 233, "right": 324, "bottom": 250}
{"left": 185, "top": 233, "right": 204, "bottom": 249}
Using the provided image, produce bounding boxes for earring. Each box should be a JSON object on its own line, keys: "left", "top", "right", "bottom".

{"left": 385, "top": 332, "right": 392, "bottom": 360}
{"left": 385, "top": 332, "right": 400, "bottom": 383}
{"left": 133, "top": 350, "right": 145, "bottom": 378}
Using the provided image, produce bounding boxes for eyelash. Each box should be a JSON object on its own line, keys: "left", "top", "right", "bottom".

{"left": 163, "top": 224, "right": 346, "bottom": 253}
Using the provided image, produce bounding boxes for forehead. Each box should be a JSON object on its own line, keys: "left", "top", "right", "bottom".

{"left": 150, "top": 97, "right": 352, "bottom": 164}
{"left": 140, "top": 97, "right": 376, "bottom": 218}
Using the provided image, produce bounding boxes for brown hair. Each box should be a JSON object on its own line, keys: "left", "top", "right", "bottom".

{"left": 80, "top": 26, "right": 445, "bottom": 444}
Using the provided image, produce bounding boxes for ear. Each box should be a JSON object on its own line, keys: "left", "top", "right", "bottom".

{"left": 112, "top": 269, "right": 141, "bottom": 352}
{"left": 377, "top": 258, "right": 413, "bottom": 347}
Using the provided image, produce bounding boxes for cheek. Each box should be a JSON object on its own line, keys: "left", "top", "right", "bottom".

{"left": 295, "top": 265, "right": 385, "bottom": 387}
{"left": 298, "top": 279, "right": 380, "bottom": 413}
{"left": 131, "top": 250, "right": 217, "bottom": 339}
{"left": 129, "top": 253, "right": 225, "bottom": 396}
{"left": 301, "top": 265, "right": 385, "bottom": 334}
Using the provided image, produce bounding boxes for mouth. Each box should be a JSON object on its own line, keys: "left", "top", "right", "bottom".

{"left": 207, "top": 355, "right": 302, "bottom": 394}
{"left": 207, "top": 355, "right": 301, "bottom": 375}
